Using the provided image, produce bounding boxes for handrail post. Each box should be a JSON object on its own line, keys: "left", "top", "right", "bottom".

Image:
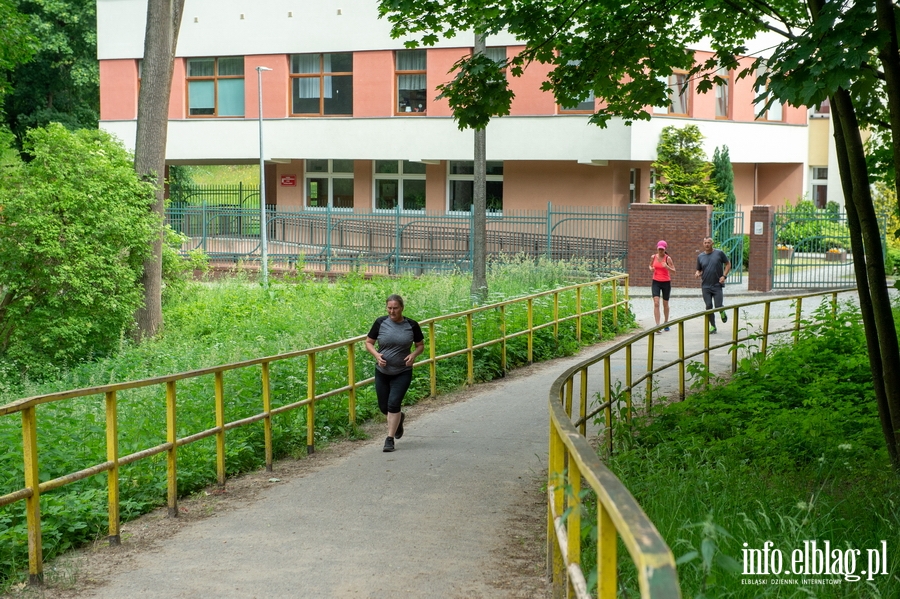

{"left": 215, "top": 371, "right": 226, "bottom": 487}
{"left": 646, "top": 332, "right": 655, "bottom": 414}
{"left": 567, "top": 459, "right": 582, "bottom": 596}
{"left": 612, "top": 278, "right": 619, "bottom": 331}
{"left": 597, "top": 501, "right": 617, "bottom": 599}
{"left": 500, "top": 305, "right": 507, "bottom": 373}
{"left": 466, "top": 313, "right": 475, "bottom": 385}
{"left": 678, "top": 321, "right": 686, "bottom": 399}
{"left": 575, "top": 286, "right": 582, "bottom": 342}
{"left": 105, "top": 390, "right": 121, "bottom": 545}
{"left": 428, "top": 322, "right": 437, "bottom": 396}
{"left": 22, "top": 405, "right": 43, "bottom": 584}
{"left": 625, "top": 344, "right": 633, "bottom": 424}
{"left": 547, "top": 417, "right": 566, "bottom": 588}
{"left": 347, "top": 345, "right": 357, "bottom": 426}
{"left": 793, "top": 298, "right": 803, "bottom": 345}
{"left": 597, "top": 281, "right": 604, "bottom": 340}
{"left": 527, "top": 298, "right": 534, "bottom": 363}
{"left": 262, "top": 362, "right": 273, "bottom": 472}
{"left": 166, "top": 381, "right": 178, "bottom": 518}
{"left": 553, "top": 291, "right": 559, "bottom": 340}
{"left": 604, "top": 356, "right": 613, "bottom": 454}
{"left": 579, "top": 368, "right": 588, "bottom": 437}
{"left": 307, "top": 353, "right": 316, "bottom": 454}
{"left": 762, "top": 302, "right": 771, "bottom": 357}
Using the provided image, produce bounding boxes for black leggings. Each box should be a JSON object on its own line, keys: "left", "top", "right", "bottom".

{"left": 374, "top": 369, "right": 413, "bottom": 414}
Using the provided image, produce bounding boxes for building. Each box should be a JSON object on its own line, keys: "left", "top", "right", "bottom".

{"left": 97, "top": 0, "right": 810, "bottom": 217}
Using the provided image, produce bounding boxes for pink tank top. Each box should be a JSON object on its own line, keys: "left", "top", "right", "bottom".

{"left": 652, "top": 254, "right": 671, "bottom": 282}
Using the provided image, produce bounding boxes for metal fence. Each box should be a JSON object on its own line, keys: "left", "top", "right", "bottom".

{"left": 165, "top": 203, "right": 629, "bottom": 275}
{"left": 710, "top": 209, "right": 745, "bottom": 283}
{"left": 771, "top": 206, "right": 874, "bottom": 288}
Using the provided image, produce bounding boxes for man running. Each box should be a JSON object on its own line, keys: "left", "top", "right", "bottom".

{"left": 694, "top": 237, "right": 731, "bottom": 334}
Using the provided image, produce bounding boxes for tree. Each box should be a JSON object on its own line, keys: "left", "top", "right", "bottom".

{"left": 651, "top": 125, "right": 724, "bottom": 205}
{"left": 0, "top": 0, "right": 36, "bottom": 110}
{"left": 133, "top": 0, "right": 185, "bottom": 340}
{"left": 375, "top": 0, "right": 900, "bottom": 468}
{"left": 712, "top": 146, "right": 737, "bottom": 210}
{"left": 0, "top": 124, "right": 157, "bottom": 375}
{"left": 2, "top": 0, "right": 98, "bottom": 143}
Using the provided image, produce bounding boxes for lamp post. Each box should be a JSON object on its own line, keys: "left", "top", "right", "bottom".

{"left": 257, "top": 65, "right": 272, "bottom": 288}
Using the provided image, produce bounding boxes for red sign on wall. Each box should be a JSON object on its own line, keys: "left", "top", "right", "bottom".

{"left": 280, "top": 174, "right": 297, "bottom": 187}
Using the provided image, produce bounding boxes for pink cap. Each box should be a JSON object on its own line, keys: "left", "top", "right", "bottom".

{"left": 657, "top": 240, "right": 667, "bottom": 249}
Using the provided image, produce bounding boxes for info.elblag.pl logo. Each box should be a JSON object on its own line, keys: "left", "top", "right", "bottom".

{"left": 741, "top": 540, "right": 889, "bottom": 585}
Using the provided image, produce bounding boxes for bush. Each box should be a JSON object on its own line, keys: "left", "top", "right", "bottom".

{"left": 0, "top": 125, "right": 158, "bottom": 376}
{"left": 775, "top": 200, "right": 849, "bottom": 252}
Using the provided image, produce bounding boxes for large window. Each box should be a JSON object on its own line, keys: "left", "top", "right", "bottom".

{"left": 396, "top": 50, "right": 427, "bottom": 114}
{"left": 715, "top": 68, "right": 730, "bottom": 119}
{"left": 559, "top": 59, "right": 595, "bottom": 113}
{"left": 756, "top": 65, "right": 783, "bottom": 121}
{"left": 448, "top": 161, "right": 504, "bottom": 212}
{"left": 290, "top": 53, "right": 353, "bottom": 116}
{"left": 374, "top": 161, "right": 426, "bottom": 211}
{"left": 187, "top": 57, "right": 245, "bottom": 117}
{"left": 653, "top": 72, "right": 689, "bottom": 116}
{"left": 305, "top": 160, "right": 354, "bottom": 209}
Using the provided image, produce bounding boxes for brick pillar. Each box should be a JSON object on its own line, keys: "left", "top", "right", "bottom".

{"left": 748, "top": 205, "right": 775, "bottom": 292}
{"left": 627, "top": 204, "right": 713, "bottom": 288}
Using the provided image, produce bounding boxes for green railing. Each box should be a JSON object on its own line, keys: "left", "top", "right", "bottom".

{"left": 164, "top": 202, "right": 628, "bottom": 275}
{"left": 0, "top": 275, "right": 629, "bottom": 584}
{"left": 546, "top": 287, "right": 855, "bottom": 598}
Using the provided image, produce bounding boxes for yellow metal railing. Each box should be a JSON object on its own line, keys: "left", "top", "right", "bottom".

{"left": 0, "top": 274, "right": 629, "bottom": 584}
{"left": 546, "top": 288, "right": 854, "bottom": 598}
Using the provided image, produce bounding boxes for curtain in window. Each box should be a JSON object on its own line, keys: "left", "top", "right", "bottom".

{"left": 188, "top": 81, "right": 214, "bottom": 114}
{"left": 217, "top": 57, "right": 244, "bottom": 76}
{"left": 217, "top": 79, "right": 244, "bottom": 116}
{"left": 399, "top": 74, "right": 426, "bottom": 91}
{"left": 292, "top": 54, "right": 318, "bottom": 74}
{"left": 296, "top": 78, "right": 319, "bottom": 99}
{"left": 396, "top": 50, "right": 425, "bottom": 71}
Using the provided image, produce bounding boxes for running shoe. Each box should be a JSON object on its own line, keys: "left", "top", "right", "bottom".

{"left": 720, "top": 311, "right": 728, "bottom": 323}
{"left": 395, "top": 412, "right": 405, "bottom": 440}
{"left": 383, "top": 437, "right": 395, "bottom": 452}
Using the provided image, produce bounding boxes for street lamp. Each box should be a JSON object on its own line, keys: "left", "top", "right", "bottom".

{"left": 256, "top": 66, "right": 272, "bottom": 288}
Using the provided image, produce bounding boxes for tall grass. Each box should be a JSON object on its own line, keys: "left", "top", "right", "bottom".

{"left": 0, "top": 257, "right": 632, "bottom": 586}
{"left": 581, "top": 301, "right": 899, "bottom": 598}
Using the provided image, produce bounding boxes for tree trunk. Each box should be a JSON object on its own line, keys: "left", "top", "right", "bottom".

{"left": 831, "top": 89, "right": 900, "bottom": 469}
{"left": 470, "top": 33, "right": 488, "bottom": 302}
{"left": 875, "top": 0, "right": 900, "bottom": 221}
{"left": 133, "top": 0, "right": 185, "bottom": 341}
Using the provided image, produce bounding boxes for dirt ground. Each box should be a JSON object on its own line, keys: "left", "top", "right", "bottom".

{"left": 1, "top": 376, "right": 551, "bottom": 599}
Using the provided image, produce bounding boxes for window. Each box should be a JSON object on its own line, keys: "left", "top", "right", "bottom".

{"left": 187, "top": 57, "right": 244, "bottom": 117}
{"left": 290, "top": 53, "right": 353, "bottom": 116}
{"left": 305, "top": 160, "right": 354, "bottom": 209}
{"left": 559, "top": 60, "right": 595, "bottom": 112}
{"left": 448, "top": 161, "right": 504, "bottom": 212}
{"left": 812, "top": 98, "right": 830, "bottom": 117}
{"left": 756, "top": 65, "right": 783, "bottom": 121}
{"left": 649, "top": 168, "right": 657, "bottom": 201}
{"left": 629, "top": 168, "right": 638, "bottom": 203}
{"left": 715, "top": 68, "right": 730, "bottom": 119}
{"left": 653, "top": 72, "right": 689, "bottom": 116}
{"left": 374, "top": 161, "right": 426, "bottom": 211}
{"left": 485, "top": 47, "right": 506, "bottom": 65}
{"left": 811, "top": 167, "right": 828, "bottom": 208}
{"left": 396, "top": 50, "right": 427, "bottom": 114}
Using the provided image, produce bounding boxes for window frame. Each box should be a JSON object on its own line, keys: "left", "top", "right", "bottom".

{"left": 395, "top": 49, "right": 428, "bottom": 115}
{"left": 652, "top": 71, "right": 690, "bottom": 117}
{"left": 715, "top": 68, "right": 731, "bottom": 119}
{"left": 447, "top": 161, "right": 504, "bottom": 214}
{"left": 186, "top": 56, "right": 245, "bottom": 118}
{"left": 290, "top": 53, "right": 354, "bottom": 117}
{"left": 304, "top": 159, "right": 355, "bottom": 210}
{"left": 811, "top": 166, "right": 828, "bottom": 208}
{"left": 373, "top": 160, "right": 427, "bottom": 212}
{"left": 755, "top": 65, "right": 784, "bottom": 122}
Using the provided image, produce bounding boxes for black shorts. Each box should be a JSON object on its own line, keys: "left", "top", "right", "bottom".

{"left": 651, "top": 280, "right": 671, "bottom": 301}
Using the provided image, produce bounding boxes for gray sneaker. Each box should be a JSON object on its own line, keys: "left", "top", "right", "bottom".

{"left": 383, "top": 437, "right": 395, "bottom": 452}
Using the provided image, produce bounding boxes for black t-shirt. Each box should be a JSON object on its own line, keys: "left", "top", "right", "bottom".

{"left": 367, "top": 316, "right": 424, "bottom": 375}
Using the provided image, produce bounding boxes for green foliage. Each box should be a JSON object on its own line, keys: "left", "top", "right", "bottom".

{"left": 651, "top": 125, "right": 725, "bottom": 205}
{"left": 436, "top": 51, "right": 515, "bottom": 131}
{"left": 586, "top": 302, "right": 900, "bottom": 597}
{"left": 0, "top": 0, "right": 36, "bottom": 104}
{"left": 0, "top": 124, "right": 157, "bottom": 375}
{"left": 2, "top": 0, "right": 98, "bottom": 142}
{"left": 775, "top": 200, "right": 850, "bottom": 251}
{"left": 711, "top": 146, "right": 736, "bottom": 209}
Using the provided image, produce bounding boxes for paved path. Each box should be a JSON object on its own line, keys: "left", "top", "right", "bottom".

{"left": 42, "top": 283, "right": 858, "bottom": 599}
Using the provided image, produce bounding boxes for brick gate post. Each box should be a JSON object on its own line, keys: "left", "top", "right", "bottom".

{"left": 748, "top": 205, "right": 776, "bottom": 292}
{"left": 627, "top": 204, "right": 712, "bottom": 289}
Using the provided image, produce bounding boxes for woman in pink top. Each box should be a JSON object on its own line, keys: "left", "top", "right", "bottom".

{"left": 649, "top": 240, "right": 676, "bottom": 332}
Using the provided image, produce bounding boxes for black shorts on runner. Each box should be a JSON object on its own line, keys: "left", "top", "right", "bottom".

{"left": 652, "top": 280, "right": 672, "bottom": 301}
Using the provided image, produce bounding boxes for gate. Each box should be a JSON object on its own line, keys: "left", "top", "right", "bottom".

{"left": 710, "top": 209, "right": 745, "bottom": 283}
{"left": 771, "top": 204, "right": 869, "bottom": 288}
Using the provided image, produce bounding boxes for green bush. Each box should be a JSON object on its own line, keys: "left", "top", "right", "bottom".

{"left": 775, "top": 200, "right": 849, "bottom": 252}
{"left": 0, "top": 124, "right": 158, "bottom": 376}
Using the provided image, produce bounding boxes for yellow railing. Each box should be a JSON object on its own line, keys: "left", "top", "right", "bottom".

{"left": 546, "top": 287, "right": 854, "bottom": 598}
{"left": 0, "top": 274, "right": 629, "bottom": 584}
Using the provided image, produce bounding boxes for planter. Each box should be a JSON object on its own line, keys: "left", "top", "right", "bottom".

{"left": 825, "top": 250, "right": 847, "bottom": 263}
{"left": 777, "top": 249, "right": 794, "bottom": 260}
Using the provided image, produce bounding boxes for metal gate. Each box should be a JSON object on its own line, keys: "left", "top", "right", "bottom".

{"left": 771, "top": 204, "right": 866, "bottom": 288}
{"left": 710, "top": 209, "right": 745, "bottom": 283}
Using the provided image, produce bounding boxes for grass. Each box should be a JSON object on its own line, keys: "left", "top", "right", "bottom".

{"left": 0, "top": 256, "right": 633, "bottom": 588}
{"left": 179, "top": 164, "right": 259, "bottom": 186}
{"left": 579, "top": 300, "right": 900, "bottom": 598}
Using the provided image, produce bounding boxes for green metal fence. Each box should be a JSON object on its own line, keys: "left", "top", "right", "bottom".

{"left": 165, "top": 202, "right": 629, "bottom": 275}
{"left": 772, "top": 205, "right": 875, "bottom": 288}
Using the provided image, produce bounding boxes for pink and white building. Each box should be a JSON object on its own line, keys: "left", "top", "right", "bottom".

{"left": 97, "top": 0, "right": 812, "bottom": 214}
